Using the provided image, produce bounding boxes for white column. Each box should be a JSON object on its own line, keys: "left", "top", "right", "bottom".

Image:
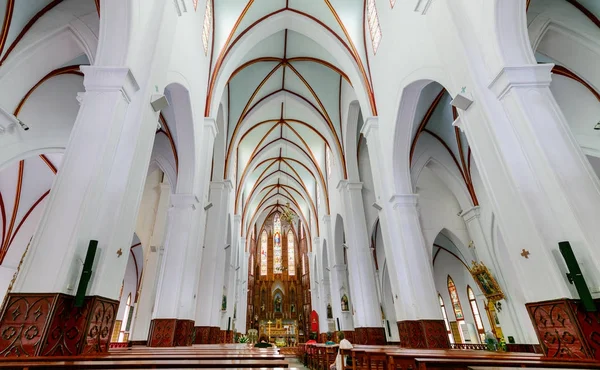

{"left": 14, "top": 67, "right": 147, "bottom": 299}
{"left": 130, "top": 182, "right": 171, "bottom": 341}
{"left": 337, "top": 181, "right": 381, "bottom": 328}
{"left": 236, "top": 234, "right": 248, "bottom": 334}
{"left": 389, "top": 194, "right": 441, "bottom": 320}
{"left": 482, "top": 64, "right": 600, "bottom": 298}
{"left": 322, "top": 215, "right": 351, "bottom": 331}
{"left": 361, "top": 118, "right": 441, "bottom": 322}
{"left": 195, "top": 180, "right": 233, "bottom": 327}
{"left": 153, "top": 194, "right": 200, "bottom": 320}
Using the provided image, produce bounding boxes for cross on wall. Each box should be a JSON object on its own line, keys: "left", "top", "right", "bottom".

{"left": 520, "top": 249, "right": 530, "bottom": 259}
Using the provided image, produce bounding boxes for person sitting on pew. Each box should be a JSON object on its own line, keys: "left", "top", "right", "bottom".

{"left": 331, "top": 331, "right": 352, "bottom": 370}
{"left": 325, "top": 332, "right": 336, "bottom": 345}
{"left": 254, "top": 335, "right": 273, "bottom": 348}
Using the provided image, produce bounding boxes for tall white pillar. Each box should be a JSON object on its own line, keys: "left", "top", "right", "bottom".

{"left": 195, "top": 181, "right": 233, "bottom": 329}
{"left": 483, "top": 64, "right": 600, "bottom": 298}
{"left": 336, "top": 181, "right": 381, "bottom": 329}
{"left": 153, "top": 194, "right": 200, "bottom": 320}
{"left": 236, "top": 234, "right": 248, "bottom": 334}
{"left": 130, "top": 182, "right": 171, "bottom": 342}
{"left": 14, "top": 67, "right": 144, "bottom": 299}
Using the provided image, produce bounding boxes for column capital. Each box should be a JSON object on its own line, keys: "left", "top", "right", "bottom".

{"left": 81, "top": 66, "right": 139, "bottom": 102}
{"left": 389, "top": 194, "right": 419, "bottom": 208}
{"left": 204, "top": 118, "right": 218, "bottom": 139}
{"left": 210, "top": 179, "right": 233, "bottom": 191}
{"left": 170, "top": 193, "right": 199, "bottom": 209}
{"left": 337, "top": 180, "right": 363, "bottom": 191}
{"left": 460, "top": 206, "right": 480, "bottom": 223}
{"left": 332, "top": 264, "right": 347, "bottom": 272}
{"left": 489, "top": 64, "right": 553, "bottom": 99}
{"left": 234, "top": 214, "right": 242, "bottom": 223}
{"left": 321, "top": 214, "right": 331, "bottom": 224}
{"left": 360, "top": 116, "right": 379, "bottom": 140}
{"left": 313, "top": 237, "right": 320, "bottom": 246}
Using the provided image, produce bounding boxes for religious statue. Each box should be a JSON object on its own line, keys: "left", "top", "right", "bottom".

{"left": 221, "top": 295, "right": 227, "bottom": 311}
{"left": 291, "top": 304, "right": 296, "bottom": 313}
{"left": 341, "top": 295, "right": 349, "bottom": 312}
{"left": 275, "top": 296, "right": 282, "bottom": 312}
{"left": 327, "top": 303, "right": 333, "bottom": 319}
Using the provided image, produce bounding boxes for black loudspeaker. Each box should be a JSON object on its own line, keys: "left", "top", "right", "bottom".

{"left": 386, "top": 320, "right": 391, "bottom": 337}
{"left": 336, "top": 318, "right": 340, "bottom": 331}
{"left": 227, "top": 317, "right": 231, "bottom": 331}
{"left": 75, "top": 240, "right": 98, "bottom": 307}
{"left": 559, "top": 241, "right": 596, "bottom": 312}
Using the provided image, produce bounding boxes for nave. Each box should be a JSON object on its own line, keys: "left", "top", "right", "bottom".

{"left": 0, "top": 0, "right": 599, "bottom": 368}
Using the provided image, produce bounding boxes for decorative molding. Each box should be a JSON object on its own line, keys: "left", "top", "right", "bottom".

{"left": 170, "top": 193, "right": 200, "bottom": 209}
{"left": 488, "top": 64, "right": 554, "bottom": 99}
{"left": 460, "top": 206, "right": 480, "bottom": 223}
{"left": 148, "top": 319, "right": 177, "bottom": 347}
{"left": 414, "top": 0, "right": 434, "bottom": 15}
{"left": 397, "top": 319, "right": 449, "bottom": 349}
{"left": 81, "top": 66, "right": 140, "bottom": 103}
{"left": 360, "top": 116, "right": 379, "bottom": 139}
{"left": 336, "top": 180, "right": 348, "bottom": 191}
{"left": 173, "top": 0, "right": 188, "bottom": 16}
{"left": 204, "top": 117, "right": 218, "bottom": 138}
{"left": 210, "top": 179, "right": 233, "bottom": 191}
{"left": 321, "top": 214, "right": 331, "bottom": 224}
{"left": 389, "top": 194, "right": 419, "bottom": 208}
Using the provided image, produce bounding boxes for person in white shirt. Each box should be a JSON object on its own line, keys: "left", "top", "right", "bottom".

{"left": 331, "top": 331, "right": 352, "bottom": 370}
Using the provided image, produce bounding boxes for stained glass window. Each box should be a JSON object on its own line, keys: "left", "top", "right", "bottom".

{"left": 250, "top": 254, "right": 254, "bottom": 276}
{"left": 273, "top": 215, "right": 282, "bottom": 274}
{"left": 447, "top": 276, "right": 464, "bottom": 320}
{"left": 288, "top": 230, "right": 295, "bottom": 276}
{"left": 302, "top": 254, "right": 306, "bottom": 276}
{"left": 468, "top": 286, "right": 485, "bottom": 339}
{"left": 260, "top": 231, "right": 268, "bottom": 276}
{"left": 439, "top": 295, "right": 454, "bottom": 344}
{"left": 367, "top": 0, "right": 382, "bottom": 54}
{"left": 202, "top": 0, "right": 213, "bottom": 55}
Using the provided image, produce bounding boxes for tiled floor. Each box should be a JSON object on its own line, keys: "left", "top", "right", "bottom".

{"left": 286, "top": 356, "right": 310, "bottom": 370}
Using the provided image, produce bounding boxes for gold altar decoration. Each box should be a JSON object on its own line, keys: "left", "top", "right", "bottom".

{"left": 470, "top": 261, "right": 504, "bottom": 302}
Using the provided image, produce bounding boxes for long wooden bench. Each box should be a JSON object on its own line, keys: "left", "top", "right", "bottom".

{"left": 0, "top": 344, "right": 289, "bottom": 369}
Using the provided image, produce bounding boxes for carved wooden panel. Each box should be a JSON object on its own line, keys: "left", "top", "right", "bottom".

{"left": 174, "top": 320, "right": 194, "bottom": 346}
{"left": 527, "top": 299, "right": 589, "bottom": 359}
{"left": 209, "top": 326, "right": 221, "bottom": 344}
{"left": 569, "top": 300, "right": 600, "bottom": 360}
{"left": 354, "top": 327, "right": 386, "bottom": 345}
{"left": 421, "top": 320, "right": 450, "bottom": 349}
{"left": 147, "top": 319, "right": 176, "bottom": 347}
{"left": 40, "top": 294, "right": 91, "bottom": 356}
{"left": 81, "top": 296, "right": 118, "bottom": 354}
{"left": 0, "top": 294, "right": 56, "bottom": 357}
{"left": 398, "top": 320, "right": 426, "bottom": 349}
{"left": 194, "top": 326, "right": 211, "bottom": 344}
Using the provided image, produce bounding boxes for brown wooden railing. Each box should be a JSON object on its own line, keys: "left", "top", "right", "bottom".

{"left": 450, "top": 343, "right": 488, "bottom": 350}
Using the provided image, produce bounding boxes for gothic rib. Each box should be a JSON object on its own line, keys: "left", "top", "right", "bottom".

{"left": 361, "top": 0, "right": 375, "bottom": 95}
{"left": 0, "top": 0, "right": 64, "bottom": 67}
{"left": 552, "top": 65, "right": 600, "bottom": 102}
{"left": 14, "top": 65, "right": 83, "bottom": 116}
{"left": 39, "top": 154, "right": 57, "bottom": 174}
{"left": 206, "top": 7, "right": 376, "bottom": 117}
{"left": 7, "top": 189, "right": 50, "bottom": 250}
{"left": 409, "top": 88, "right": 446, "bottom": 163}
{"left": 158, "top": 113, "right": 179, "bottom": 172}
{"left": 94, "top": 0, "right": 100, "bottom": 16}
{"left": 432, "top": 243, "right": 469, "bottom": 270}
{"left": 453, "top": 107, "right": 479, "bottom": 205}
{"left": 0, "top": 160, "right": 23, "bottom": 263}
{"left": 0, "top": 0, "right": 14, "bottom": 57}
{"left": 0, "top": 193, "right": 5, "bottom": 248}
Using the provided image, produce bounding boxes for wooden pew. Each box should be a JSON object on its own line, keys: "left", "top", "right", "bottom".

{"left": 0, "top": 345, "right": 289, "bottom": 369}
{"left": 413, "top": 356, "right": 600, "bottom": 369}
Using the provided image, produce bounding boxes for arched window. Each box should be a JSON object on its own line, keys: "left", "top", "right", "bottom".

{"left": 302, "top": 254, "right": 306, "bottom": 276}
{"left": 260, "top": 231, "right": 268, "bottom": 276}
{"left": 288, "top": 230, "right": 295, "bottom": 276}
{"left": 438, "top": 295, "right": 454, "bottom": 344}
{"left": 202, "top": 0, "right": 213, "bottom": 54}
{"left": 468, "top": 286, "right": 485, "bottom": 340}
{"left": 447, "top": 276, "right": 464, "bottom": 320}
{"left": 273, "top": 215, "right": 282, "bottom": 274}
{"left": 250, "top": 253, "right": 254, "bottom": 276}
{"left": 366, "top": 0, "right": 382, "bottom": 53}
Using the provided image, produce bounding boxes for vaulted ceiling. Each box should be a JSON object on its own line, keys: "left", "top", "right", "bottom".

{"left": 210, "top": 1, "right": 373, "bottom": 238}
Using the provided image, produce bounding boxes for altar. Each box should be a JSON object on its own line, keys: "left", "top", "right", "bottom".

{"left": 259, "top": 319, "right": 298, "bottom": 347}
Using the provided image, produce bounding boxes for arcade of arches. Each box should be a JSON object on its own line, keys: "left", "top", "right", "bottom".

{"left": 0, "top": 0, "right": 599, "bottom": 361}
